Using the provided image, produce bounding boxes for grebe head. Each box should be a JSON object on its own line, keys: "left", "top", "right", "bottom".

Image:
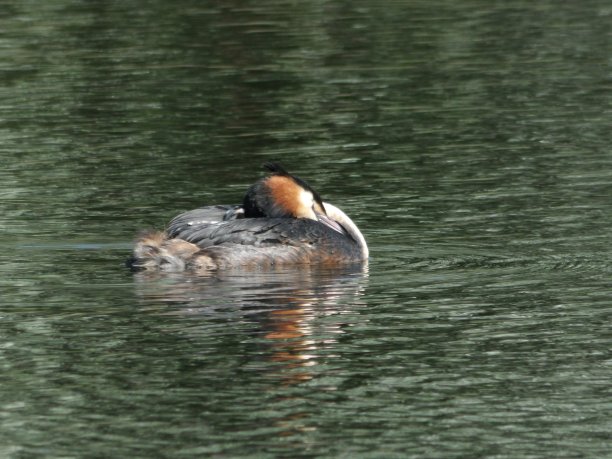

{"left": 243, "top": 162, "right": 328, "bottom": 221}
{"left": 242, "top": 162, "right": 368, "bottom": 259}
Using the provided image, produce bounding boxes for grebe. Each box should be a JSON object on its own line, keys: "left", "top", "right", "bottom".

{"left": 128, "top": 163, "right": 368, "bottom": 272}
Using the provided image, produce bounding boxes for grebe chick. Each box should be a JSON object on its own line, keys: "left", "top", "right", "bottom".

{"left": 128, "top": 163, "right": 368, "bottom": 272}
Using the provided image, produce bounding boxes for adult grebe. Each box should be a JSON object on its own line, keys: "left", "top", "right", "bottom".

{"left": 127, "top": 163, "right": 368, "bottom": 272}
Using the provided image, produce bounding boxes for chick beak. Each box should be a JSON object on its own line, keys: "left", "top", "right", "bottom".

{"left": 315, "top": 211, "right": 345, "bottom": 234}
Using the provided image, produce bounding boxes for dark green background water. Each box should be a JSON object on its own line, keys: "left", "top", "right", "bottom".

{"left": 2, "top": 1, "right": 611, "bottom": 457}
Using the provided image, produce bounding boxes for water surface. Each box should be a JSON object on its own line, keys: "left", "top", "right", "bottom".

{"left": 1, "top": 1, "right": 611, "bottom": 457}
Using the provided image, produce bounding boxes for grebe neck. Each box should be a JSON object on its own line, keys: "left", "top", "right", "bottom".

{"left": 323, "top": 202, "right": 369, "bottom": 260}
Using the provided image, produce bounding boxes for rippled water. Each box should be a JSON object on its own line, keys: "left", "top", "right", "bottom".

{"left": 2, "top": 1, "right": 611, "bottom": 457}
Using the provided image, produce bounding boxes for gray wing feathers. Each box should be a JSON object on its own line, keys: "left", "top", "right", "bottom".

{"left": 168, "top": 205, "right": 238, "bottom": 232}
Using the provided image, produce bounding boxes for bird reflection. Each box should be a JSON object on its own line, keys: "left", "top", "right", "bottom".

{"left": 131, "top": 264, "right": 368, "bottom": 437}
{"left": 132, "top": 264, "right": 368, "bottom": 380}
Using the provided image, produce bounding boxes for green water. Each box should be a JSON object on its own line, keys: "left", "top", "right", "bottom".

{"left": 1, "top": 1, "right": 611, "bottom": 457}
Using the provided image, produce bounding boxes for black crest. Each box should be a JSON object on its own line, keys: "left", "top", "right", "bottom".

{"left": 263, "top": 162, "right": 289, "bottom": 175}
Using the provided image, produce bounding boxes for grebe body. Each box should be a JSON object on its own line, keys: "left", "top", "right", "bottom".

{"left": 128, "top": 164, "right": 368, "bottom": 272}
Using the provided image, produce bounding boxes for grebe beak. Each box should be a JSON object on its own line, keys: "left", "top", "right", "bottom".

{"left": 315, "top": 211, "right": 345, "bottom": 234}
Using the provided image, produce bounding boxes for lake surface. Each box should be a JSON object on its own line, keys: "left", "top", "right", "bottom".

{"left": 2, "top": 1, "right": 611, "bottom": 457}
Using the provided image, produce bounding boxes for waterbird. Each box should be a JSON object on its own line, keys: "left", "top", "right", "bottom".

{"left": 127, "top": 162, "right": 368, "bottom": 272}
